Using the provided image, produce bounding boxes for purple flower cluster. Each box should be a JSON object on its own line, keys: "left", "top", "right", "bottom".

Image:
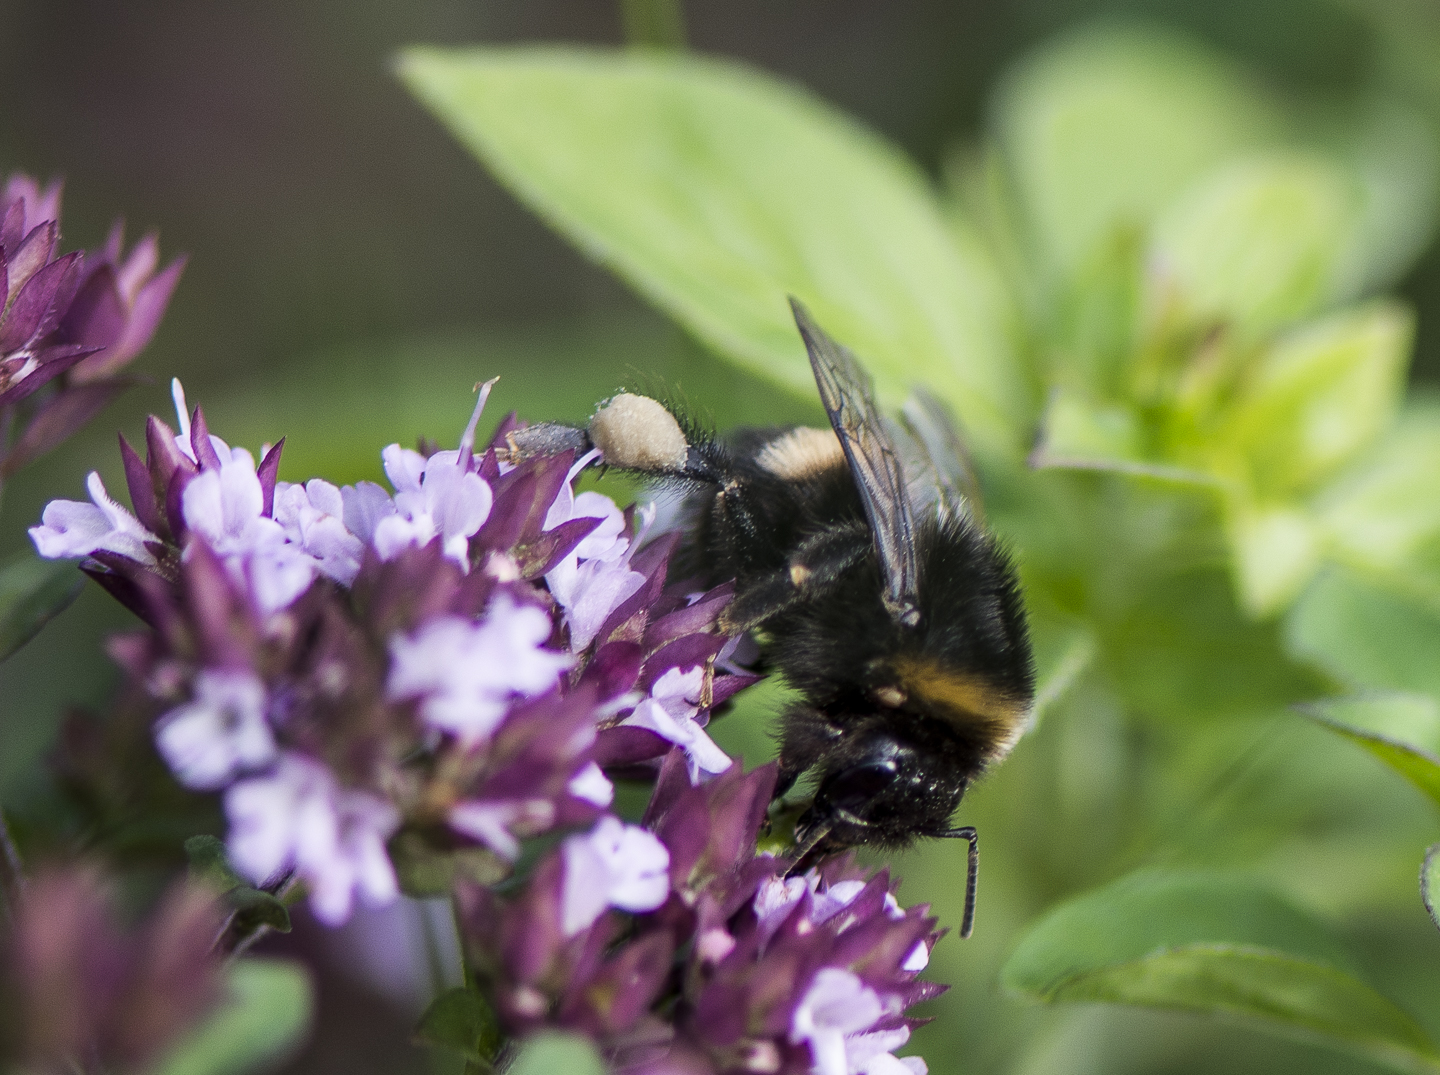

{"left": 0, "top": 174, "right": 183, "bottom": 476}
{"left": 0, "top": 866, "right": 223, "bottom": 1073}
{"left": 30, "top": 381, "right": 755, "bottom": 926}
{"left": 30, "top": 376, "right": 945, "bottom": 1075}
{"left": 457, "top": 755, "right": 941, "bottom": 1075}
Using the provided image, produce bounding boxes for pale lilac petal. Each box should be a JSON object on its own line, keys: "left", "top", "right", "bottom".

{"left": 560, "top": 837, "right": 613, "bottom": 937}
{"left": 381, "top": 444, "right": 427, "bottom": 494}
{"left": 386, "top": 598, "right": 571, "bottom": 743}
{"left": 848, "top": 1028, "right": 914, "bottom": 1075}
{"left": 372, "top": 512, "right": 436, "bottom": 562}
{"left": 902, "top": 941, "right": 929, "bottom": 973}
{"left": 30, "top": 500, "right": 113, "bottom": 558}
{"left": 621, "top": 667, "right": 731, "bottom": 783}
{"left": 565, "top": 491, "right": 629, "bottom": 562}
{"left": 242, "top": 544, "right": 318, "bottom": 615}
{"left": 567, "top": 762, "right": 615, "bottom": 807}
{"left": 813, "top": 880, "right": 866, "bottom": 925}
{"left": 300, "top": 513, "right": 364, "bottom": 584}
{"left": 753, "top": 874, "right": 810, "bottom": 946}
{"left": 224, "top": 754, "right": 398, "bottom": 927}
{"left": 608, "top": 824, "right": 672, "bottom": 910}
{"left": 556, "top": 558, "right": 645, "bottom": 651}
{"left": 652, "top": 665, "right": 705, "bottom": 708}
{"left": 421, "top": 458, "right": 492, "bottom": 540}
{"left": 448, "top": 799, "right": 557, "bottom": 863}
{"left": 449, "top": 801, "right": 524, "bottom": 861}
{"left": 304, "top": 478, "right": 344, "bottom": 518}
{"left": 30, "top": 472, "right": 158, "bottom": 564}
{"left": 154, "top": 670, "right": 274, "bottom": 790}
{"left": 790, "top": 969, "right": 889, "bottom": 1075}
{"left": 341, "top": 480, "right": 395, "bottom": 543}
{"left": 560, "top": 817, "right": 670, "bottom": 936}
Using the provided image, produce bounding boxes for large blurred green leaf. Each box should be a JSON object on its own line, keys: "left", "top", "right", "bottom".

{"left": 1287, "top": 568, "right": 1440, "bottom": 700}
{"left": 152, "top": 958, "right": 313, "bottom": 1075}
{"left": 1003, "top": 870, "right": 1440, "bottom": 1074}
{"left": 994, "top": 26, "right": 1279, "bottom": 278}
{"left": 396, "top": 47, "right": 1027, "bottom": 449}
{"left": 1100, "top": 565, "right": 1329, "bottom": 723}
{"left": 0, "top": 551, "right": 82, "bottom": 663}
{"left": 1150, "top": 155, "right": 1359, "bottom": 337}
{"left": 1302, "top": 693, "right": 1440, "bottom": 809}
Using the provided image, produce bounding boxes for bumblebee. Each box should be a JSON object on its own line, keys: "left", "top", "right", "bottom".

{"left": 508, "top": 300, "right": 1034, "bottom": 936}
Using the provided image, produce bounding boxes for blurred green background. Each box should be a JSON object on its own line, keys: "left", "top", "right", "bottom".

{"left": 8, "top": 1, "right": 1440, "bottom": 1073}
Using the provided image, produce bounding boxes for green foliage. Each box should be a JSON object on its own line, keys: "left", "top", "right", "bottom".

{"left": 1302, "top": 695, "right": 1440, "bottom": 808}
{"left": 394, "top": 47, "right": 1027, "bottom": 452}
{"left": 992, "top": 26, "right": 1280, "bottom": 280}
{"left": 1424, "top": 844, "right": 1440, "bottom": 933}
{"left": 184, "top": 835, "right": 292, "bottom": 938}
{"left": 1003, "top": 871, "right": 1440, "bottom": 1074}
{"left": 397, "top": 21, "right": 1440, "bottom": 1073}
{"left": 151, "top": 959, "right": 313, "bottom": 1075}
{"left": 505, "top": 1033, "right": 607, "bottom": 1075}
{"left": 415, "top": 987, "right": 504, "bottom": 1069}
{"left": 0, "top": 552, "right": 82, "bottom": 663}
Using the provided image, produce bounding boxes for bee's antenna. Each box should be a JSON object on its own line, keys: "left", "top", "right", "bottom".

{"left": 934, "top": 826, "right": 978, "bottom": 938}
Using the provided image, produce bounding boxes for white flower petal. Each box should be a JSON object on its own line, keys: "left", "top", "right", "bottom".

{"left": 567, "top": 762, "right": 615, "bottom": 807}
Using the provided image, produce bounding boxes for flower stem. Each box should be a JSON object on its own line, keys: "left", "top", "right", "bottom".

{"left": 620, "top": 0, "right": 686, "bottom": 49}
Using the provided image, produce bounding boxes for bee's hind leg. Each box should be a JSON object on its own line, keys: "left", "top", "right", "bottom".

{"left": 500, "top": 422, "right": 594, "bottom": 463}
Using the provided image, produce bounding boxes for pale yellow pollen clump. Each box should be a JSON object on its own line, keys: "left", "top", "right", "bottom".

{"left": 588, "top": 393, "right": 689, "bottom": 471}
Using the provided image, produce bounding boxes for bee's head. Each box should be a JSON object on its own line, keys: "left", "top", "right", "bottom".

{"left": 796, "top": 726, "right": 970, "bottom": 851}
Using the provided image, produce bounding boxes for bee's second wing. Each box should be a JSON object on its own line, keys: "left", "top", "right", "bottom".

{"left": 898, "top": 387, "right": 985, "bottom": 525}
{"left": 789, "top": 298, "right": 920, "bottom": 627}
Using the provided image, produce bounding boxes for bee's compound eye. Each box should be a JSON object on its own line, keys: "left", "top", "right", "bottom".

{"left": 820, "top": 759, "right": 899, "bottom": 813}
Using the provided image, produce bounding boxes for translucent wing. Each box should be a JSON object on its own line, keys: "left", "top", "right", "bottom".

{"left": 898, "top": 387, "right": 985, "bottom": 526}
{"left": 789, "top": 298, "right": 920, "bottom": 627}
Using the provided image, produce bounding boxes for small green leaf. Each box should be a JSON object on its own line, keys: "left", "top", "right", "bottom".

{"left": 152, "top": 958, "right": 313, "bottom": 1075}
{"left": 1151, "top": 155, "right": 1358, "bottom": 337}
{"left": 185, "top": 835, "right": 247, "bottom": 891}
{"left": 995, "top": 25, "right": 1279, "bottom": 276}
{"left": 396, "top": 46, "right": 1026, "bottom": 449}
{"left": 1003, "top": 870, "right": 1440, "bottom": 1075}
{"left": 1287, "top": 568, "right": 1440, "bottom": 700}
{"left": 1421, "top": 844, "right": 1440, "bottom": 934}
{"left": 415, "top": 987, "right": 503, "bottom": 1067}
{"left": 0, "top": 551, "right": 83, "bottom": 663}
{"left": 226, "top": 886, "right": 292, "bottom": 936}
{"left": 1226, "top": 503, "right": 1325, "bottom": 618}
{"left": 1319, "top": 396, "right": 1440, "bottom": 591}
{"left": 185, "top": 835, "right": 291, "bottom": 936}
{"left": 506, "top": 1033, "right": 606, "bottom": 1075}
{"left": 1302, "top": 693, "right": 1440, "bottom": 809}
{"left": 1031, "top": 387, "right": 1216, "bottom": 486}
{"left": 1225, "top": 302, "right": 1412, "bottom": 498}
